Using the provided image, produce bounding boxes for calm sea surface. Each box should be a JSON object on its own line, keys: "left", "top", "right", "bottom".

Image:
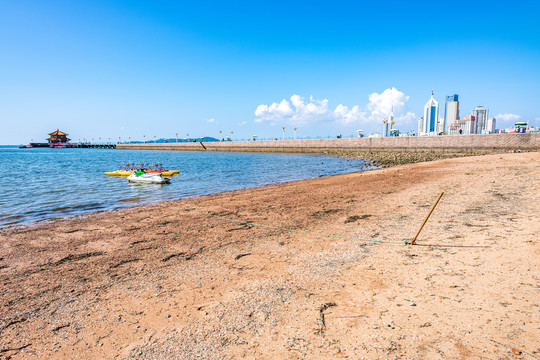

{"left": 0, "top": 146, "right": 372, "bottom": 226}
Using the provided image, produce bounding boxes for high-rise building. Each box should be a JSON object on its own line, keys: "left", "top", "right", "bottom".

{"left": 472, "top": 106, "right": 489, "bottom": 134}
{"left": 486, "top": 117, "right": 496, "bottom": 134}
{"left": 449, "top": 115, "right": 475, "bottom": 135}
{"left": 383, "top": 118, "right": 390, "bottom": 137}
{"left": 383, "top": 107, "right": 395, "bottom": 137}
{"left": 444, "top": 94, "right": 459, "bottom": 135}
{"left": 422, "top": 91, "right": 439, "bottom": 135}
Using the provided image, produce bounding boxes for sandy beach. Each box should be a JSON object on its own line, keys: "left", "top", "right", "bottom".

{"left": 1, "top": 152, "right": 538, "bottom": 359}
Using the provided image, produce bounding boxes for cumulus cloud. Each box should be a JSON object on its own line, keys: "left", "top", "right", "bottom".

{"left": 254, "top": 96, "right": 327, "bottom": 125}
{"left": 333, "top": 104, "right": 366, "bottom": 124}
{"left": 254, "top": 87, "right": 416, "bottom": 127}
{"left": 397, "top": 112, "right": 418, "bottom": 124}
{"left": 367, "top": 87, "right": 409, "bottom": 120}
{"left": 494, "top": 113, "right": 521, "bottom": 122}
{"left": 206, "top": 118, "right": 216, "bottom": 123}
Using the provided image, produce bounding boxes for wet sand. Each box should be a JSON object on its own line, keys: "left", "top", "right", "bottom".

{"left": 1, "top": 152, "right": 539, "bottom": 359}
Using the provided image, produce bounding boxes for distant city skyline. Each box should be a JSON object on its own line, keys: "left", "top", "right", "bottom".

{"left": 1, "top": 0, "right": 539, "bottom": 144}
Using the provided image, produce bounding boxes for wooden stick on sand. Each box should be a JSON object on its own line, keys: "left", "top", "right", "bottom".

{"left": 410, "top": 192, "right": 444, "bottom": 245}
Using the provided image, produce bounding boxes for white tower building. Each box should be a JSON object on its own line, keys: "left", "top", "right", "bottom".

{"left": 422, "top": 91, "right": 439, "bottom": 136}
{"left": 486, "top": 117, "right": 496, "bottom": 134}
{"left": 383, "top": 107, "right": 394, "bottom": 137}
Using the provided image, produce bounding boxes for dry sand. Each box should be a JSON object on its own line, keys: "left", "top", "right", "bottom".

{"left": 1, "top": 152, "right": 539, "bottom": 359}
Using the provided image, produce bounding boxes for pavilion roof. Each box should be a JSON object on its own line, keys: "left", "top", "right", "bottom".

{"left": 49, "top": 129, "right": 68, "bottom": 136}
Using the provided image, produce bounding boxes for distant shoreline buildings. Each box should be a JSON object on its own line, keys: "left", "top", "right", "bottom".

{"left": 415, "top": 92, "right": 532, "bottom": 136}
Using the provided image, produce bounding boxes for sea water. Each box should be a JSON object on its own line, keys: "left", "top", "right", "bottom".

{"left": 0, "top": 146, "right": 372, "bottom": 226}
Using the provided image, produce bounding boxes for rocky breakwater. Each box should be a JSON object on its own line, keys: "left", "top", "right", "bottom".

{"left": 320, "top": 149, "right": 492, "bottom": 167}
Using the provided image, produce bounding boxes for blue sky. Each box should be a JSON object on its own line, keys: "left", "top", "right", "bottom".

{"left": 1, "top": 0, "right": 539, "bottom": 144}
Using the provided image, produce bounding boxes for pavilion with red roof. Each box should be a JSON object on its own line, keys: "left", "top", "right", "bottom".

{"left": 47, "top": 129, "right": 71, "bottom": 144}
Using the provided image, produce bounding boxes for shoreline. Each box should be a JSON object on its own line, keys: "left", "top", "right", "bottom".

{"left": 0, "top": 150, "right": 373, "bottom": 229}
{"left": 0, "top": 150, "right": 487, "bottom": 230}
{"left": 1, "top": 152, "right": 539, "bottom": 359}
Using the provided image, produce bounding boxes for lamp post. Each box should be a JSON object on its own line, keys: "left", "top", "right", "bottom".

{"left": 119, "top": 136, "right": 121, "bottom": 144}
{"left": 154, "top": 135, "right": 156, "bottom": 143}
{"left": 293, "top": 127, "right": 297, "bottom": 140}
{"left": 143, "top": 134, "right": 146, "bottom": 143}
{"left": 219, "top": 130, "right": 222, "bottom": 141}
{"left": 282, "top": 126, "right": 285, "bottom": 140}
{"left": 230, "top": 131, "right": 234, "bottom": 140}
{"left": 186, "top": 133, "right": 189, "bottom": 140}
{"left": 176, "top": 133, "right": 178, "bottom": 143}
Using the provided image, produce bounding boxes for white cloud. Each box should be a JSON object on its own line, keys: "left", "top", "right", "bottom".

{"left": 495, "top": 113, "right": 521, "bottom": 122}
{"left": 206, "top": 118, "right": 216, "bottom": 123}
{"left": 396, "top": 111, "right": 418, "bottom": 124}
{"left": 333, "top": 104, "right": 366, "bottom": 124}
{"left": 254, "top": 87, "right": 416, "bottom": 127}
{"left": 238, "top": 121, "right": 247, "bottom": 126}
{"left": 255, "top": 95, "right": 327, "bottom": 125}
{"left": 367, "top": 87, "right": 409, "bottom": 120}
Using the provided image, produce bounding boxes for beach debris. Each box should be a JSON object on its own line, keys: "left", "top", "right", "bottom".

{"left": 0, "top": 318, "right": 27, "bottom": 334}
{"left": 110, "top": 258, "right": 140, "bottom": 269}
{"left": 161, "top": 247, "right": 204, "bottom": 262}
{"left": 0, "top": 343, "right": 32, "bottom": 355}
{"left": 40, "top": 252, "right": 105, "bottom": 268}
{"left": 316, "top": 302, "right": 337, "bottom": 335}
{"left": 51, "top": 324, "right": 70, "bottom": 332}
{"left": 490, "top": 339, "right": 539, "bottom": 359}
{"left": 227, "top": 224, "right": 253, "bottom": 232}
{"left": 344, "top": 214, "right": 372, "bottom": 223}
{"left": 234, "top": 253, "right": 252, "bottom": 260}
{"left": 511, "top": 348, "right": 522, "bottom": 355}
{"left": 311, "top": 209, "right": 341, "bottom": 217}
{"left": 161, "top": 252, "right": 187, "bottom": 262}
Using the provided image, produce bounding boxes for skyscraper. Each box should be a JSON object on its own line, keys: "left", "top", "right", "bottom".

{"left": 422, "top": 91, "right": 439, "bottom": 135}
{"left": 444, "top": 94, "right": 459, "bottom": 135}
{"left": 486, "top": 117, "right": 496, "bottom": 134}
{"left": 472, "top": 106, "right": 489, "bottom": 134}
{"left": 384, "top": 107, "right": 394, "bottom": 137}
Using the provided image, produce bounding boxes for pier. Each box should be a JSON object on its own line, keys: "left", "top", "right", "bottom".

{"left": 22, "top": 143, "right": 117, "bottom": 149}
{"left": 22, "top": 129, "right": 117, "bottom": 149}
{"left": 72, "top": 143, "right": 116, "bottom": 149}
